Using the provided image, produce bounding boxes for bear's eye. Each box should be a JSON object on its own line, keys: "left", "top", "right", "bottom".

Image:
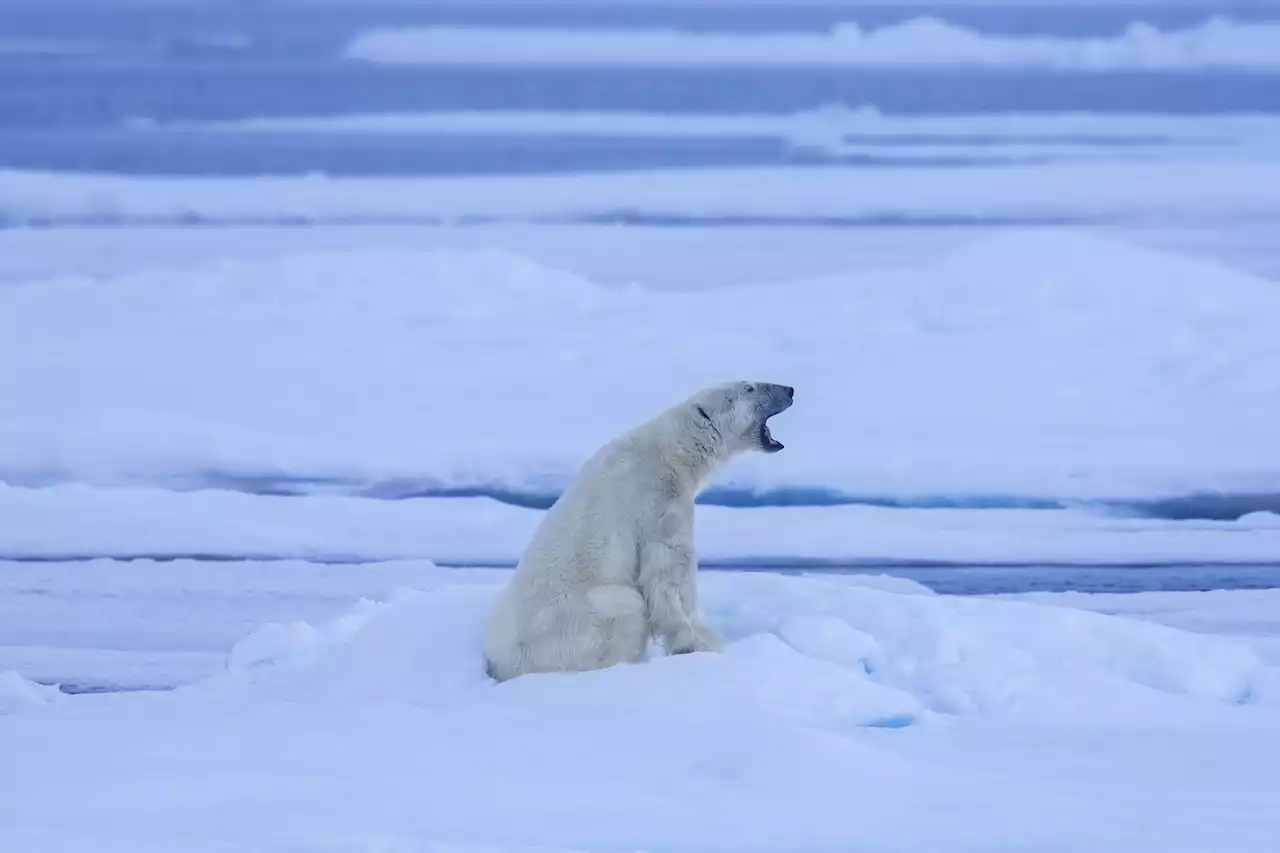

{"left": 744, "top": 384, "right": 755, "bottom": 393}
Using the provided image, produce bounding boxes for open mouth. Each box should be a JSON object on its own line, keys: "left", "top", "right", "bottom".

{"left": 760, "top": 416, "right": 784, "bottom": 452}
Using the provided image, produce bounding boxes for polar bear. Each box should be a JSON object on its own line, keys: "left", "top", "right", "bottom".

{"left": 482, "top": 381, "right": 794, "bottom": 682}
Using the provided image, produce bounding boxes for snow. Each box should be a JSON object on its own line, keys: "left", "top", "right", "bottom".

{"left": 343, "top": 16, "right": 1280, "bottom": 70}
{"left": 3, "top": 485, "right": 1279, "bottom": 565}
{"left": 0, "top": 558, "right": 483, "bottom": 693}
{"left": 0, "top": 223, "right": 981, "bottom": 291}
{"left": 2, "top": 230, "right": 1279, "bottom": 510}
{"left": 5, "top": 160, "right": 1279, "bottom": 227}
{"left": 7, "top": 557, "right": 1279, "bottom": 693}
{"left": 0, "top": 670, "right": 62, "bottom": 715}
{"left": 210, "top": 572, "right": 1264, "bottom": 721}
{"left": 6, "top": 221, "right": 1280, "bottom": 294}
{"left": 3, "top": 567, "right": 1279, "bottom": 852}
{"left": 997, "top": 589, "right": 1280, "bottom": 667}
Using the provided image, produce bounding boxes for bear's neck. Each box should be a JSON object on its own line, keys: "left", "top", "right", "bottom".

{"left": 656, "top": 413, "right": 726, "bottom": 493}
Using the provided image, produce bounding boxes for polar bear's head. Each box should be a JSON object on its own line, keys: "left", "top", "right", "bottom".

{"left": 688, "top": 381, "right": 795, "bottom": 456}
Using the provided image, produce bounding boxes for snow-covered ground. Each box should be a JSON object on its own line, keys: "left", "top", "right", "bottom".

{"left": 3, "top": 563, "right": 1279, "bottom": 852}
{"left": 344, "top": 16, "right": 1280, "bottom": 70}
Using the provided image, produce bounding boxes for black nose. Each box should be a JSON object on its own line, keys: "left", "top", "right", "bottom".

{"left": 783, "top": 385, "right": 794, "bottom": 400}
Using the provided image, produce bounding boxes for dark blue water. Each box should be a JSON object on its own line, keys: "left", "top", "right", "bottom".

{"left": 3, "top": 1, "right": 1280, "bottom": 175}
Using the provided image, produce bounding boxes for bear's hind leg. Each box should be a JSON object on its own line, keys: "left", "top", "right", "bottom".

{"left": 580, "top": 584, "right": 650, "bottom": 671}
{"left": 528, "top": 584, "right": 648, "bottom": 676}
{"left": 488, "top": 585, "right": 648, "bottom": 680}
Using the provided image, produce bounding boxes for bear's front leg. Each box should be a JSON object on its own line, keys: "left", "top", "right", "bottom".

{"left": 638, "top": 527, "right": 725, "bottom": 656}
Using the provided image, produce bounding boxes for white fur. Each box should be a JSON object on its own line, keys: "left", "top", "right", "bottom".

{"left": 483, "top": 381, "right": 793, "bottom": 682}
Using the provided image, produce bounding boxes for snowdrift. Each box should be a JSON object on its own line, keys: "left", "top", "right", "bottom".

{"left": 2, "top": 230, "right": 1279, "bottom": 512}
{"left": 208, "top": 572, "right": 1267, "bottom": 722}
{"left": 343, "top": 16, "right": 1280, "bottom": 70}
{"left": 0, "top": 670, "right": 62, "bottom": 715}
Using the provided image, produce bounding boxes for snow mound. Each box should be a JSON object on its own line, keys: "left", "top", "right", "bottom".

{"left": 343, "top": 16, "right": 1280, "bottom": 70}
{"left": 217, "top": 585, "right": 496, "bottom": 707}
{"left": 210, "top": 573, "right": 1268, "bottom": 725}
{"left": 712, "top": 574, "right": 1266, "bottom": 719}
{"left": 0, "top": 670, "right": 61, "bottom": 715}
